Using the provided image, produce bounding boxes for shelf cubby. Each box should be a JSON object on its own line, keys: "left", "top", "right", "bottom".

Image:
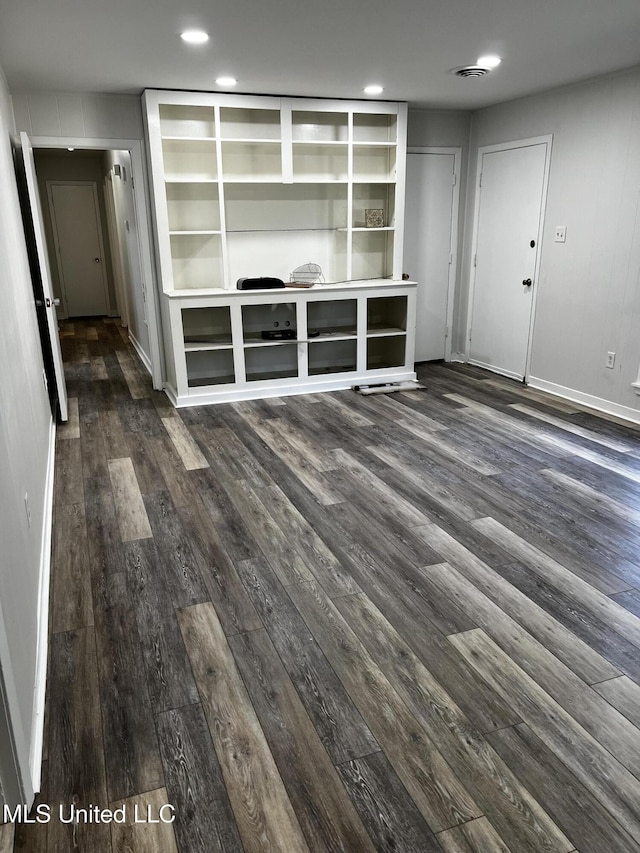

{"left": 352, "top": 184, "right": 395, "bottom": 229}
{"left": 224, "top": 183, "right": 347, "bottom": 232}
{"left": 293, "top": 143, "right": 348, "bottom": 182}
{"left": 242, "top": 303, "right": 296, "bottom": 343}
{"left": 166, "top": 182, "right": 220, "bottom": 233}
{"left": 353, "top": 113, "right": 397, "bottom": 144}
{"left": 220, "top": 107, "right": 280, "bottom": 140}
{"left": 307, "top": 299, "right": 357, "bottom": 339}
{"left": 159, "top": 104, "right": 216, "bottom": 138}
{"left": 367, "top": 295, "right": 408, "bottom": 334}
{"left": 309, "top": 339, "right": 357, "bottom": 375}
{"left": 186, "top": 350, "right": 235, "bottom": 387}
{"left": 292, "top": 111, "right": 349, "bottom": 142}
{"left": 244, "top": 344, "right": 298, "bottom": 382}
{"left": 182, "top": 306, "right": 232, "bottom": 350}
{"left": 162, "top": 139, "right": 217, "bottom": 181}
{"left": 221, "top": 141, "right": 282, "bottom": 181}
{"left": 367, "top": 335, "right": 406, "bottom": 370}
{"left": 353, "top": 146, "right": 397, "bottom": 182}
{"left": 170, "top": 233, "right": 224, "bottom": 289}
{"left": 352, "top": 230, "right": 394, "bottom": 280}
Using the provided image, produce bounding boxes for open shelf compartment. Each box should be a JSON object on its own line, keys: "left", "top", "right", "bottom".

{"left": 186, "top": 350, "right": 235, "bottom": 387}
{"left": 367, "top": 335, "right": 407, "bottom": 370}
{"left": 307, "top": 299, "right": 357, "bottom": 339}
{"left": 367, "top": 295, "right": 408, "bottom": 335}
{"left": 244, "top": 344, "right": 298, "bottom": 382}
{"left": 309, "top": 339, "right": 357, "bottom": 375}
{"left": 182, "top": 306, "right": 232, "bottom": 350}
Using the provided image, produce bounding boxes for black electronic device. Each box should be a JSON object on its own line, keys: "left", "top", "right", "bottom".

{"left": 237, "top": 277, "right": 285, "bottom": 290}
{"left": 261, "top": 329, "right": 297, "bottom": 340}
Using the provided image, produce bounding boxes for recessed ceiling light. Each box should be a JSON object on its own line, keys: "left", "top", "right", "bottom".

{"left": 216, "top": 76, "right": 237, "bottom": 87}
{"left": 364, "top": 84, "right": 384, "bottom": 96}
{"left": 477, "top": 55, "right": 501, "bottom": 69}
{"left": 180, "top": 30, "right": 209, "bottom": 45}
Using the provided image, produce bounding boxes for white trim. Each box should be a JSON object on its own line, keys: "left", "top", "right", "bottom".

{"left": 466, "top": 135, "right": 553, "bottom": 380}
{"left": 632, "top": 381, "right": 640, "bottom": 396}
{"left": 407, "top": 146, "right": 462, "bottom": 362}
{"left": 29, "top": 136, "right": 164, "bottom": 391}
{"left": 129, "top": 331, "right": 152, "bottom": 376}
{"left": 170, "top": 369, "right": 418, "bottom": 407}
{"left": 449, "top": 351, "right": 468, "bottom": 363}
{"left": 471, "top": 360, "right": 524, "bottom": 382}
{"left": 529, "top": 376, "right": 640, "bottom": 425}
{"left": 29, "top": 418, "right": 56, "bottom": 793}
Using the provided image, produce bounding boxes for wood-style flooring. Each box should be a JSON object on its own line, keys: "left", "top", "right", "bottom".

{"left": 9, "top": 317, "right": 640, "bottom": 851}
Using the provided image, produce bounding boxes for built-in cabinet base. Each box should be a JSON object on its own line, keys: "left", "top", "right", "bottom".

{"left": 164, "top": 280, "right": 416, "bottom": 406}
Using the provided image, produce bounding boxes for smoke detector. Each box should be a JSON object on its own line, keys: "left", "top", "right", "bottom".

{"left": 452, "top": 65, "right": 491, "bottom": 78}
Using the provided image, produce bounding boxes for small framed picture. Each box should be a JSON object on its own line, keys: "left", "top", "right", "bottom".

{"left": 365, "top": 208, "right": 384, "bottom": 228}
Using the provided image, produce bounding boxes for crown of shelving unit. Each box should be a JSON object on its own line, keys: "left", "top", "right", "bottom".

{"left": 142, "top": 90, "right": 414, "bottom": 406}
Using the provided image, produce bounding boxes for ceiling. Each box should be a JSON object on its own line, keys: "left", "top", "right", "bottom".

{"left": 1, "top": 0, "right": 640, "bottom": 110}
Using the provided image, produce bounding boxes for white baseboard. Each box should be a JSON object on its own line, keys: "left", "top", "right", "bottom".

{"left": 449, "top": 352, "right": 468, "bottom": 363}
{"left": 129, "top": 332, "right": 152, "bottom": 376}
{"left": 29, "top": 418, "right": 56, "bottom": 794}
{"left": 528, "top": 376, "right": 640, "bottom": 426}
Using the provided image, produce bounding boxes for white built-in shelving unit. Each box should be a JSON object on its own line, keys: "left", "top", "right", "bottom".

{"left": 143, "top": 89, "right": 416, "bottom": 405}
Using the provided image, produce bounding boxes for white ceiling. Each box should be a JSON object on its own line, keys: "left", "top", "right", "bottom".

{"left": 1, "top": 0, "right": 640, "bottom": 109}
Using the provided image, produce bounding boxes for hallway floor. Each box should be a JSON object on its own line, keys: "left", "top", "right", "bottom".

{"left": 9, "top": 317, "right": 640, "bottom": 851}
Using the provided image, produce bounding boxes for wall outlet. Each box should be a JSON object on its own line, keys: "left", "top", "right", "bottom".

{"left": 554, "top": 226, "right": 567, "bottom": 243}
{"left": 606, "top": 351, "right": 616, "bottom": 369}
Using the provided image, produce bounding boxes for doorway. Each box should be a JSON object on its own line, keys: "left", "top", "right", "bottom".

{"left": 467, "top": 136, "right": 552, "bottom": 381}
{"left": 47, "top": 181, "right": 110, "bottom": 317}
{"left": 27, "top": 137, "right": 163, "bottom": 391}
{"left": 404, "top": 148, "right": 461, "bottom": 362}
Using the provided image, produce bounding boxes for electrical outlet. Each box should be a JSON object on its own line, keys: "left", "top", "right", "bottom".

{"left": 24, "top": 493, "right": 32, "bottom": 528}
{"left": 554, "top": 226, "right": 567, "bottom": 243}
{"left": 606, "top": 351, "right": 616, "bottom": 369}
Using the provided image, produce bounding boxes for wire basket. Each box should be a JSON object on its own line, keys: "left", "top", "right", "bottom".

{"left": 289, "top": 262, "right": 324, "bottom": 287}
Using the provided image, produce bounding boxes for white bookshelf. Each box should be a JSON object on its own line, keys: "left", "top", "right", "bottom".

{"left": 143, "top": 90, "right": 413, "bottom": 404}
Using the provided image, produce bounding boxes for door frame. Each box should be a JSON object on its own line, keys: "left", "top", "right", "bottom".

{"left": 46, "top": 180, "right": 111, "bottom": 318}
{"left": 465, "top": 135, "right": 553, "bottom": 381}
{"left": 30, "top": 135, "right": 164, "bottom": 390}
{"left": 407, "top": 146, "right": 462, "bottom": 361}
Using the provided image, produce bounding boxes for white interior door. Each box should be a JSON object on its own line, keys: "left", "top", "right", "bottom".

{"left": 48, "top": 182, "right": 109, "bottom": 317}
{"left": 404, "top": 150, "right": 458, "bottom": 361}
{"left": 469, "top": 140, "right": 550, "bottom": 380}
{"left": 20, "top": 133, "right": 68, "bottom": 421}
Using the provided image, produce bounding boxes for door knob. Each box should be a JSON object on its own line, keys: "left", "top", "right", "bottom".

{"left": 53, "top": 298, "right": 61, "bottom": 306}
{"left": 522, "top": 278, "right": 532, "bottom": 287}
{"left": 35, "top": 299, "right": 44, "bottom": 307}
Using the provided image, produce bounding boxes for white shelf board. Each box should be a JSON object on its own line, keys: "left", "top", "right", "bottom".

{"left": 170, "top": 230, "right": 222, "bottom": 236}
{"left": 366, "top": 327, "right": 407, "bottom": 337}
{"left": 162, "top": 135, "right": 217, "bottom": 141}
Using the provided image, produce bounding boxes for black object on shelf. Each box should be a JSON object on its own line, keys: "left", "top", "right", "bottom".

{"left": 237, "top": 277, "right": 285, "bottom": 290}
{"left": 261, "top": 329, "right": 297, "bottom": 340}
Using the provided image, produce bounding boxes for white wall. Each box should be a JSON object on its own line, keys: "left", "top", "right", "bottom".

{"left": 462, "top": 67, "right": 640, "bottom": 417}
{"left": 103, "top": 149, "right": 151, "bottom": 366}
{"left": 0, "top": 64, "right": 54, "bottom": 801}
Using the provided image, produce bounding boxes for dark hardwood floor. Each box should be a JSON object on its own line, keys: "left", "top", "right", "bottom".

{"left": 9, "top": 316, "right": 640, "bottom": 851}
